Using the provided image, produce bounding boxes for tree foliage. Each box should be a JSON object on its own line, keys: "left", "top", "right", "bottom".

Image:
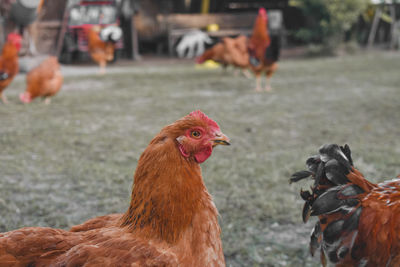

{"left": 295, "top": 0, "right": 370, "bottom": 45}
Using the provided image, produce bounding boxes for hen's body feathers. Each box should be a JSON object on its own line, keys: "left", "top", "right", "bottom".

{"left": 292, "top": 144, "right": 400, "bottom": 266}
{"left": 0, "top": 226, "right": 178, "bottom": 267}
{"left": 222, "top": 36, "right": 249, "bottom": 70}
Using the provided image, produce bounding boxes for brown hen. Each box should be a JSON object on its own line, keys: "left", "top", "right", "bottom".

{"left": 19, "top": 56, "right": 63, "bottom": 104}
{"left": 87, "top": 25, "right": 121, "bottom": 75}
{"left": 0, "top": 110, "right": 230, "bottom": 267}
{"left": 197, "top": 35, "right": 250, "bottom": 77}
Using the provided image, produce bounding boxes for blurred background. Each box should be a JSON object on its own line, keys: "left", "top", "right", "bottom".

{"left": 0, "top": 0, "right": 399, "bottom": 266}
{"left": 0, "top": 0, "right": 399, "bottom": 63}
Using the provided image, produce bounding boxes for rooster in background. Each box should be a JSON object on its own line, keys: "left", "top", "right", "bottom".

{"left": 248, "top": 8, "right": 280, "bottom": 92}
{"left": 291, "top": 144, "right": 400, "bottom": 266}
{"left": 0, "top": 111, "right": 229, "bottom": 266}
{"left": 87, "top": 25, "right": 122, "bottom": 75}
{"left": 0, "top": 33, "right": 21, "bottom": 104}
{"left": 19, "top": 56, "right": 63, "bottom": 104}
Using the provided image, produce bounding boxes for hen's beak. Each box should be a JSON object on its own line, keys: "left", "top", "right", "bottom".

{"left": 212, "top": 132, "right": 230, "bottom": 147}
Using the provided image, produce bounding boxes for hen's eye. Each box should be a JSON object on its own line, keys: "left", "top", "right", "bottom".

{"left": 191, "top": 131, "right": 201, "bottom": 138}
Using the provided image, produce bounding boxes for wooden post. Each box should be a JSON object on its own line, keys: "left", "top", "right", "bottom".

{"left": 131, "top": 12, "right": 140, "bottom": 60}
{"left": 201, "top": 0, "right": 210, "bottom": 14}
{"left": 55, "top": 0, "right": 70, "bottom": 57}
{"left": 28, "top": 0, "right": 45, "bottom": 55}
{"left": 390, "top": 4, "right": 396, "bottom": 50}
{"left": 367, "top": 8, "right": 381, "bottom": 49}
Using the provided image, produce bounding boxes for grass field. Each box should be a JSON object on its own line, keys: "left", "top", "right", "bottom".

{"left": 1, "top": 52, "right": 400, "bottom": 266}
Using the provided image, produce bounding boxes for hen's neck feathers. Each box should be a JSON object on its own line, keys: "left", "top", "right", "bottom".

{"left": 249, "top": 16, "right": 271, "bottom": 59}
{"left": 1, "top": 43, "right": 19, "bottom": 60}
{"left": 121, "top": 131, "right": 215, "bottom": 244}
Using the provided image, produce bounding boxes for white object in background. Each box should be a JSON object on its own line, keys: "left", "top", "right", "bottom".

{"left": 176, "top": 30, "right": 212, "bottom": 58}
{"left": 100, "top": 25, "right": 123, "bottom": 42}
{"left": 19, "top": 0, "right": 42, "bottom": 8}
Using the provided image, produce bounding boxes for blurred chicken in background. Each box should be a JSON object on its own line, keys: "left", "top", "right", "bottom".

{"left": 86, "top": 25, "right": 122, "bottom": 75}
{"left": 222, "top": 35, "right": 251, "bottom": 77}
{"left": 20, "top": 56, "right": 63, "bottom": 104}
{"left": 196, "top": 8, "right": 281, "bottom": 86}
{"left": 0, "top": 32, "right": 21, "bottom": 104}
{"left": 196, "top": 35, "right": 250, "bottom": 78}
{"left": 248, "top": 8, "right": 281, "bottom": 92}
{"left": 196, "top": 42, "right": 225, "bottom": 65}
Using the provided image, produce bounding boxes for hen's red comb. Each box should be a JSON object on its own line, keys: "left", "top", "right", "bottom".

{"left": 258, "top": 7, "right": 268, "bottom": 21}
{"left": 189, "top": 110, "right": 219, "bottom": 130}
{"left": 7, "top": 33, "right": 22, "bottom": 43}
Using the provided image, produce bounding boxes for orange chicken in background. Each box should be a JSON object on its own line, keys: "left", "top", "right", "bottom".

{"left": 19, "top": 56, "right": 63, "bottom": 104}
{"left": 197, "top": 42, "right": 226, "bottom": 66}
{"left": 0, "top": 33, "right": 21, "bottom": 104}
{"left": 197, "top": 35, "right": 250, "bottom": 77}
{"left": 197, "top": 8, "right": 281, "bottom": 90}
{"left": 0, "top": 111, "right": 230, "bottom": 266}
{"left": 87, "top": 25, "right": 122, "bottom": 75}
{"left": 292, "top": 144, "right": 400, "bottom": 266}
{"left": 248, "top": 8, "right": 280, "bottom": 92}
{"left": 222, "top": 35, "right": 251, "bottom": 77}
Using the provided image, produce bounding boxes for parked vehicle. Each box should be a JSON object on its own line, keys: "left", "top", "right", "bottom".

{"left": 59, "top": 0, "right": 123, "bottom": 63}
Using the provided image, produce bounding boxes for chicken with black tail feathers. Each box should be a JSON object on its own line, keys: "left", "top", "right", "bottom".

{"left": 291, "top": 144, "right": 400, "bottom": 266}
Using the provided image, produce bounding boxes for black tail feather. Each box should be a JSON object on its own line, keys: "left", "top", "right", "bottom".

{"left": 291, "top": 144, "right": 366, "bottom": 266}
{"left": 310, "top": 188, "right": 360, "bottom": 216}
{"left": 310, "top": 222, "right": 322, "bottom": 256}
{"left": 302, "top": 201, "right": 312, "bottom": 223}
{"left": 342, "top": 207, "right": 362, "bottom": 232}
{"left": 325, "top": 159, "right": 350, "bottom": 185}
{"left": 319, "top": 144, "right": 352, "bottom": 171}
{"left": 290, "top": 170, "right": 312, "bottom": 184}
{"left": 306, "top": 155, "right": 321, "bottom": 173}
{"left": 340, "top": 185, "right": 364, "bottom": 197}
{"left": 340, "top": 144, "right": 354, "bottom": 166}
{"left": 265, "top": 34, "right": 281, "bottom": 61}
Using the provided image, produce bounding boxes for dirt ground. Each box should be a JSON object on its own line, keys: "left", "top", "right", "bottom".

{"left": 1, "top": 52, "right": 400, "bottom": 266}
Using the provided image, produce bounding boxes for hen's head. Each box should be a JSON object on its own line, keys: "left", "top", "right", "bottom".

{"left": 7, "top": 33, "right": 22, "bottom": 51}
{"left": 163, "top": 110, "right": 230, "bottom": 164}
{"left": 258, "top": 7, "right": 268, "bottom": 22}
